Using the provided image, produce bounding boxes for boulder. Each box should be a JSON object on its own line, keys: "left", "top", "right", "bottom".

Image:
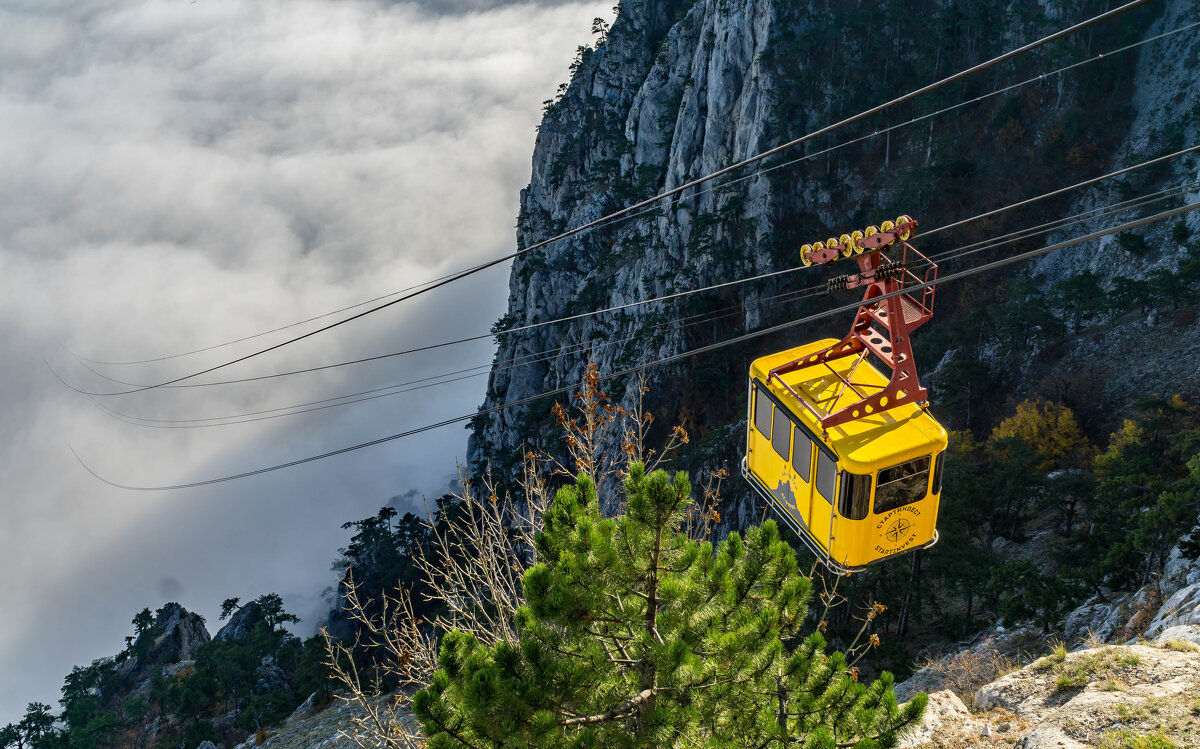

{"left": 1145, "top": 581, "right": 1200, "bottom": 638}
{"left": 892, "top": 664, "right": 949, "bottom": 703}
{"left": 196, "top": 742, "right": 218, "bottom": 749}
{"left": 896, "top": 690, "right": 974, "bottom": 748}
{"left": 1063, "top": 594, "right": 1124, "bottom": 644}
{"left": 1154, "top": 624, "right": 1200, "bottom": 646}
{"left": 1161, "top": 542, "right": 1199, "bottom": 599}
{"left": 1016, "top": 725, "right": 1089, "bottom": 749}
{"left": 1062, "top": 585, "right": 1161, "bottom": 645}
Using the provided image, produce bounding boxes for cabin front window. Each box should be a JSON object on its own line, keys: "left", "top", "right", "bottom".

{"left": 839, "top": 472, "right": 872, "bottom": 520}
{"left": 874, "top": 455, "right": 932, "bottom": 514}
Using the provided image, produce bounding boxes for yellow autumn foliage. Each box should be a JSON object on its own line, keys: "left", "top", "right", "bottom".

{"left": 989, "top": 399, "right": 1092, "bottom": 470}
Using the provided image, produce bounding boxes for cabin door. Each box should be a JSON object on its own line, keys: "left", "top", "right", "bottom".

{"left": 807, "top": 445, "right": 837, "bottom": 553}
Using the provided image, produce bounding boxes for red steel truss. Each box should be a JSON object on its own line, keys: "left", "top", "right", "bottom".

{"left": 766, "top": 218, "right": 937, "bottom": 431}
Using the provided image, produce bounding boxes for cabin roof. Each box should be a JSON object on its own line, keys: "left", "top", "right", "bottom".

{"left": 750, "top": 338, "right": 946, "bottom": 473}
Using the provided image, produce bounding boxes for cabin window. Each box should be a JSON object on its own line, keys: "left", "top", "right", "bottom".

{"left": 931, "top": 451, "right": 945, "bottom": 495}
{"left": 874, "top": 455, "right": 932, "bottom": 514}
{"left": 771, "top": 406, "right": 791, "bottom": 459}
{"left": 839, "top": 472, "right": 872, "bottom": 520}
{"left": 754, "top": 386, "right": 772, "bottom": 436}
{"left": 792, "top": 426, "right": 812, "bottom": 478}
{"left": 815, "top": 450, "right": 836, "bottom": 504}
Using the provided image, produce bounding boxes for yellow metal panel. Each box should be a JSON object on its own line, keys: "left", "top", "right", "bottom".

{"left": 747, "top": 339, "right": 949, "bottom": 570}
{"left": 749, "top": 338, "right": 946, "bottom": 474}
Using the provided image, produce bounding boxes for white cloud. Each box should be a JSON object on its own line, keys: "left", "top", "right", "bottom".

{"left": 0, "top": 0, "right": 607, "bottom": 724}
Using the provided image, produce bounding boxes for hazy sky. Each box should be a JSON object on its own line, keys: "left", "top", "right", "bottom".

{"left": 0, "top": 0, "right": 608, "bottom": 724}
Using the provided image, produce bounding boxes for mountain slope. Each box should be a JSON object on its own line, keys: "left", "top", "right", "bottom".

{"left": 468, "top": 0, "right": 1194, "bottom": 527}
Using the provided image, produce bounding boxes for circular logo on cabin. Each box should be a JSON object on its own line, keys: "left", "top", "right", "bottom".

{"left": 885, "top": 517, "right": 913, "bottom": 544}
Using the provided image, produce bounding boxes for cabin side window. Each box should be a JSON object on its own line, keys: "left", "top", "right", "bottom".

{"left": 874, "top": 455, "right": 932, "bottom": 514}
{"left": 931, "top": 451, "right": 945, "bottom": 495}
{"left": 839, "top": 473, "right": 872, "bottom": 520}
{"left": 815, "top": 450, "right": 836, "bottom": 504}
{"left": 771, "top": 406, "right": 791, "bottom": 459}
{"left": 754, "top": 386, "right": 772, "bottom": 437}
{"left": 792, "top": 426, "right": 812, "bottom": 479}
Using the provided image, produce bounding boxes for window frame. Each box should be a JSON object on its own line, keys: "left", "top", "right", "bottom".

{"left": 753, "top": 384, "right": 773, "bottom": 437}
{"left": 771, "top": 405, "right": 792, "bottom": 459}
{"left": 792, "top": 425, "right": 812, "bottom": 479}
{"left": 873, "top": 455, "right": 933, "bottom": 514}
{"left": 838, "top": 472, "right": 872, "bottom": 520}
{"left": 815, "top": 450, "right": 837, "bottom": 504}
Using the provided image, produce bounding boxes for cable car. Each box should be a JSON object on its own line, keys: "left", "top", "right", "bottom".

{"left": 742, "top": 216, "right": 948, "bottom": 574}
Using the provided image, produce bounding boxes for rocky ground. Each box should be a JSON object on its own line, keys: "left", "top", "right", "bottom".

{"left": 228, "top": 694, "right": 419, "bottom": 749}
{"left": 894, "top": 523, "right": 1200, "bottom": 748}
{"left": 235, "top": 631, "right": 1200, "bottom": 749}
{"left": 898, "top": 633, "right": 1200, "bottom": 749}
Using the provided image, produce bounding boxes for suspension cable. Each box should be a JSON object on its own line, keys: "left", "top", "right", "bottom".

{"left": 72, "top": 200, "right": 1200, "bottom": 490}
{"left": 66, "top": 0, "right": 1154, "bottom": 389}
{"left": 87, "top": 290, "right": 816, "bottom": 428}
{"left": 79, "top": 179, "right": 1196, "bottom": 428}
{"left": 78, "top": 13, "right": 1199, "bottom": 371}
{"left": 61, "top": 144, "right": 1198, "bottom": 396}
{"left": 930, "top": 179, "right": 1200, "bottom": 264}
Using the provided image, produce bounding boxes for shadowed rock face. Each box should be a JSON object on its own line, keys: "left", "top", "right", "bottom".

{"left": 116, "top": 603, "right": 211, "bottom": 682}
{"left": 468, "top": 0, "right": 1197, "bottom": 535}
{"left": 215, "top": 600, "right": 264, "bottom": 642}
{"left": 145, "top": 603, "right": 210, "bottom": 665}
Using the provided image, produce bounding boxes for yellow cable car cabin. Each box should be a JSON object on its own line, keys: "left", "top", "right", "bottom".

{"left": 743, "top": 339, "right": 947, "bottom": 573}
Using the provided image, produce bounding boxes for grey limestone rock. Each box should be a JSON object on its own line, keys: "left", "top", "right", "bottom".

{"left": 215, "top": 600, "right": 263, "bottom": 642}
{"left": 252, "top": 664, "right": 292, "bottom": 696}
{"left": 146, "top": 604, "right": 210, "bottom": 665}
{"left": 469, "top": 0, "right": 1199, "bottom": 535}
{"left": 1154, "top": 624, "right": 1200, "bottom": 646}
{"left": 1145, "top": 581, "right": 1200, "bottom": 638}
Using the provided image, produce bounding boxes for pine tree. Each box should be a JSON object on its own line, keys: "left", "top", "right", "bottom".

{"left": 414, "top": 464, "right": 924, "bottom": 747}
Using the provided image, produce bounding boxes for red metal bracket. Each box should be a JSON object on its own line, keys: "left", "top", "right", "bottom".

{"left": 770, "top": 218, "right": 937, "bottom": 431}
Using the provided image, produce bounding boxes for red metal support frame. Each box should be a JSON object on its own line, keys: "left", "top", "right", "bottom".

{"left": 767, "top": 219, "right": 937, "bottom": 431}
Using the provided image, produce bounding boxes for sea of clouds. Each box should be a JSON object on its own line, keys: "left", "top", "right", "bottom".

{"left": 0, "top": 0, "right": 607, "bottom": 724}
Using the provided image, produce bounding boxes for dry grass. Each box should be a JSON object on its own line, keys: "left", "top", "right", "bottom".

{"left": 1047, "top": 647, "right": 1142, "bottom": 693}
{"left": 1096, "top": 728, "right": 1178, "bottom": 749}
{"left": 1157, "top": 639, "right": 1199, "bottom": 653}
{"left": 918, "top": 648, "right": 1019, "bottom": 701}
{"left": 1033, "top": 640, "right": 1067, "bottom": 671}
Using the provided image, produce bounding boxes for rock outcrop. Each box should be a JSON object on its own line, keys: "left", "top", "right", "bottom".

{"left": 145, "top": 603, "right": 210, "bottom": 665}
{"left": 898, "top": 633, "right": 1200, "bottom": 747}
{"left": 1063, "top": 524, "right": 1200, "bottom": 645}
{"left": 469, "top": 0, "right": 1198, "bottom": 531}
{"left": 215, "top": 600, "right": 263, "bottom": 642}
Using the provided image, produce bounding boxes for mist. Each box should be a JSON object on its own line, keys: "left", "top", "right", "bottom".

{"left": 0, "top": 0, "right": 608, "bottom": 724}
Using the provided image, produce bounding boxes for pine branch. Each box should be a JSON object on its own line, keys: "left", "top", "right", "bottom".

{"left": 558, "top": 688, "right": 654, "bottom": 726}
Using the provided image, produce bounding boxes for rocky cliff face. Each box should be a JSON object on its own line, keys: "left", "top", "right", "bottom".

{"left": 469, "top": 0, "right": 1193, "bottom": 527}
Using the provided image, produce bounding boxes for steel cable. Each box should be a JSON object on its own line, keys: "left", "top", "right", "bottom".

{"left": 71, "top": 200, "right": 1200, "bottom": 490}
{"left": 64, "top": 0, "right": 1156, "bottom": 387}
